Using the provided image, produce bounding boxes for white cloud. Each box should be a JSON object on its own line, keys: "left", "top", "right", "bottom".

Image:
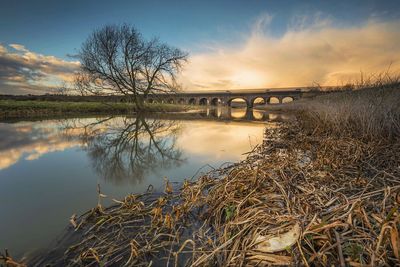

{"left": 252, "top": 13, "right": 274, "bottom": 35}
{"left": 179, "top": 18, "right": 400, "bottom": 90}
{"left": 0, "top": 43, "right": 80, "bottom": 94}
{"left": 9, "top": 44, "right": 29, "bottom": 52}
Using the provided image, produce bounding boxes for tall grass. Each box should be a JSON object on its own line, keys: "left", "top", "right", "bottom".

{"left": 297, "top": 73, "right": 400, "bottom": 142}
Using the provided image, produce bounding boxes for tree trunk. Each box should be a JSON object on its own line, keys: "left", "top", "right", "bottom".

{"left": 134, "top": 94, "right": 145, "bottom": 110}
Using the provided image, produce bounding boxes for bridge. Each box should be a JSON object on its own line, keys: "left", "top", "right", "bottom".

{"left": 144, "top": 87, "right": 307, "bottom": 108}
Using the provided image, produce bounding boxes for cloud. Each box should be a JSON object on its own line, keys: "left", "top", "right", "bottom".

{"left": 0, "top": 43, "right": 80, "bottom": 94}
{"left": 252, "top": 13, "right": 274, "bottom": 35}
{"left": 179, "top": 17, "right": 400, "bottom": 90}
{"left": 9, "top": 44, "right": 28, "bottom": 52}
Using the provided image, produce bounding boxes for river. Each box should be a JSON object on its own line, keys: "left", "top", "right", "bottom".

{"left": 0, "top": 107, "right": 291, "bottom": 259}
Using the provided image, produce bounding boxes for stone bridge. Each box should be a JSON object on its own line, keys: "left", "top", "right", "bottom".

{"left": 144, "top": 88, "right": 305, "bottom": 108}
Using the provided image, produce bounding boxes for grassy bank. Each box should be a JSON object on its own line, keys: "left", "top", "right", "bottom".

{"left": 8, "top": 85, "right": 400, "bottom": 266}
{"left": 0, "top": 100, "right": 192, "bottom": 119}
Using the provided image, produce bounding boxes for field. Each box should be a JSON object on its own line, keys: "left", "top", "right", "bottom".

{"left": 0, "top": 100, "right": 192, "bottom": 119}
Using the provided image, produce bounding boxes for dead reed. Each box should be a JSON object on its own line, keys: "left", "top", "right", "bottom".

{"left": 0, "top": 249, "right": 27, "bottom": 267}
{"left": 298, "top": 86, "right": 400, "bottom": 141}
{"left": 177, "top": 122, "right": 400, "bottom": 266}
{"left": 293, "top": 71, "right": 400, "bottom": 141}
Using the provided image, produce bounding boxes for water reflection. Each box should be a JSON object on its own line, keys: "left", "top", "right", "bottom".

{"left": 253, "top": 110, "right": 265, "bottom": 120}
{"left": 0, "top": 108, "right": 290, "bottom": 173}
{"left": 0, "top": 122, "right": 81, "bottom": 170}
{"left": 210, "top": 107, "right": 222, "bottom": 118}
{"left": 0, "top": 108, "right": 290, "bottom": 172}
{"left": 195, "top": 107, "right": 289, "bottom": 121}
{"left": 230, "top": 108, "right": 248, "bottom": 119}
{"left": 63, "top": 115, "right": 184, "bottom": 185}
{"left": 0, "top": 108, "right": 293, "bottom": 258}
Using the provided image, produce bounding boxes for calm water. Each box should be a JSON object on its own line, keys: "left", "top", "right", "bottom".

{"left": 0, "top": 108, "right": 290, "bottom": 258}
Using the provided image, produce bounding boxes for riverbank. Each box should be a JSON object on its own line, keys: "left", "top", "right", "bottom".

{"left": 4, "top": 85, "right": 400, "bottom": 266}
{"left": 0, "top": 100, "right": 193, "bottom": 119}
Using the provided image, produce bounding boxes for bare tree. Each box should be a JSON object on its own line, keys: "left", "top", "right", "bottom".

{"left": 52, "top": 81, "right": 71, "bottom": 95}
{"left": 76, "top": 24, "right": 188, "bottom": 107}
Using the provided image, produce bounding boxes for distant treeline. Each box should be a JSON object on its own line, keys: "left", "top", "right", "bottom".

{"left": 0, "top": 94, "right": 129, "bottom": 102}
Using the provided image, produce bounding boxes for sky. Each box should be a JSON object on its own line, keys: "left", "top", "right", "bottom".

{"left": 1, "top": 0, "right": 400, "bottom": 94}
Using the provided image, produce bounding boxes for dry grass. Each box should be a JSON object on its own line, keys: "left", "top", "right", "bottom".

{"left": 290, "top": 71, "right": 400, "bottom": 141}
{"left": 174, "top": 121, "right": 400, "bottom": 266}
{"left": 297, "top": 86, "right": 400, "bottom": 141}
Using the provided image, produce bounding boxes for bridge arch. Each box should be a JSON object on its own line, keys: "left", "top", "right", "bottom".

{"left": 252, "top": 97, "right": 266, "bottom": 107}
{"left": 211, "top": 97, "right": 221, "bottom": 106}
{"left": 199, "top": 98, "right": 208, "bottom": 105}
{"left": 167, "top": 98, "right": 175, "bottom": 104}
{"left": 267, "top": 96, "right": 280, "bottom": 104}
{"left": 147, "top": 99, "right": 154, "bottom": 104}
{"left": 178, "top": 98, "right": 185, "bottom": 104}
{"left": 227, "top": 97, "right": 249, "bottom": 108}
{"left": 282, "top": 96, "right": 294, "bottom": 103}
{"left": 188, "top": 98, "right": 196, "bottom": 105}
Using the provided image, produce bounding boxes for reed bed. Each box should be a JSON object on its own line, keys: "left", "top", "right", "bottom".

{"left": 297, "top": 86, "right": 400, "bottom": 141}
{"left": 290, "top": 71, "right": 400, "bottom": 141}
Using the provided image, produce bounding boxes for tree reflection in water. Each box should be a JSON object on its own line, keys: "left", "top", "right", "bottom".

{"left": 63, "top": 114, "right": 184, "bottom": 185}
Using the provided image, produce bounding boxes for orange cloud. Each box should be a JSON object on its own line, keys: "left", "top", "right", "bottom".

{"left": 179, "top": 18, "right": 400, "bottom": 90}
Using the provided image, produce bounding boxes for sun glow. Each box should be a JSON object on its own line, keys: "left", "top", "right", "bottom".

{"left": 231, "top": 70, "right": 267, "bottom": 88}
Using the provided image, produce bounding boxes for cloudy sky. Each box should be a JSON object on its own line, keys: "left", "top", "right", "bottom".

{"left": 1, "top": 0, "right": 400, "bottom": 94}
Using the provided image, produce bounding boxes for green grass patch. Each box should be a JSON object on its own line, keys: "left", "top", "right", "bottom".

{"left": 0, "top": 100, "right": 191, "bottom": 119}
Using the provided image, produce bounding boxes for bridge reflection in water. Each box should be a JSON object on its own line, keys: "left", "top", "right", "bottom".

{"left": 193, "top": 106, "right": 292, "bottom": 122}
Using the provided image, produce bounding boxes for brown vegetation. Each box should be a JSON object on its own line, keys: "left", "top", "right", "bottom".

{"left": 296, "top": 85, "right": 400, "bottom": 142}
